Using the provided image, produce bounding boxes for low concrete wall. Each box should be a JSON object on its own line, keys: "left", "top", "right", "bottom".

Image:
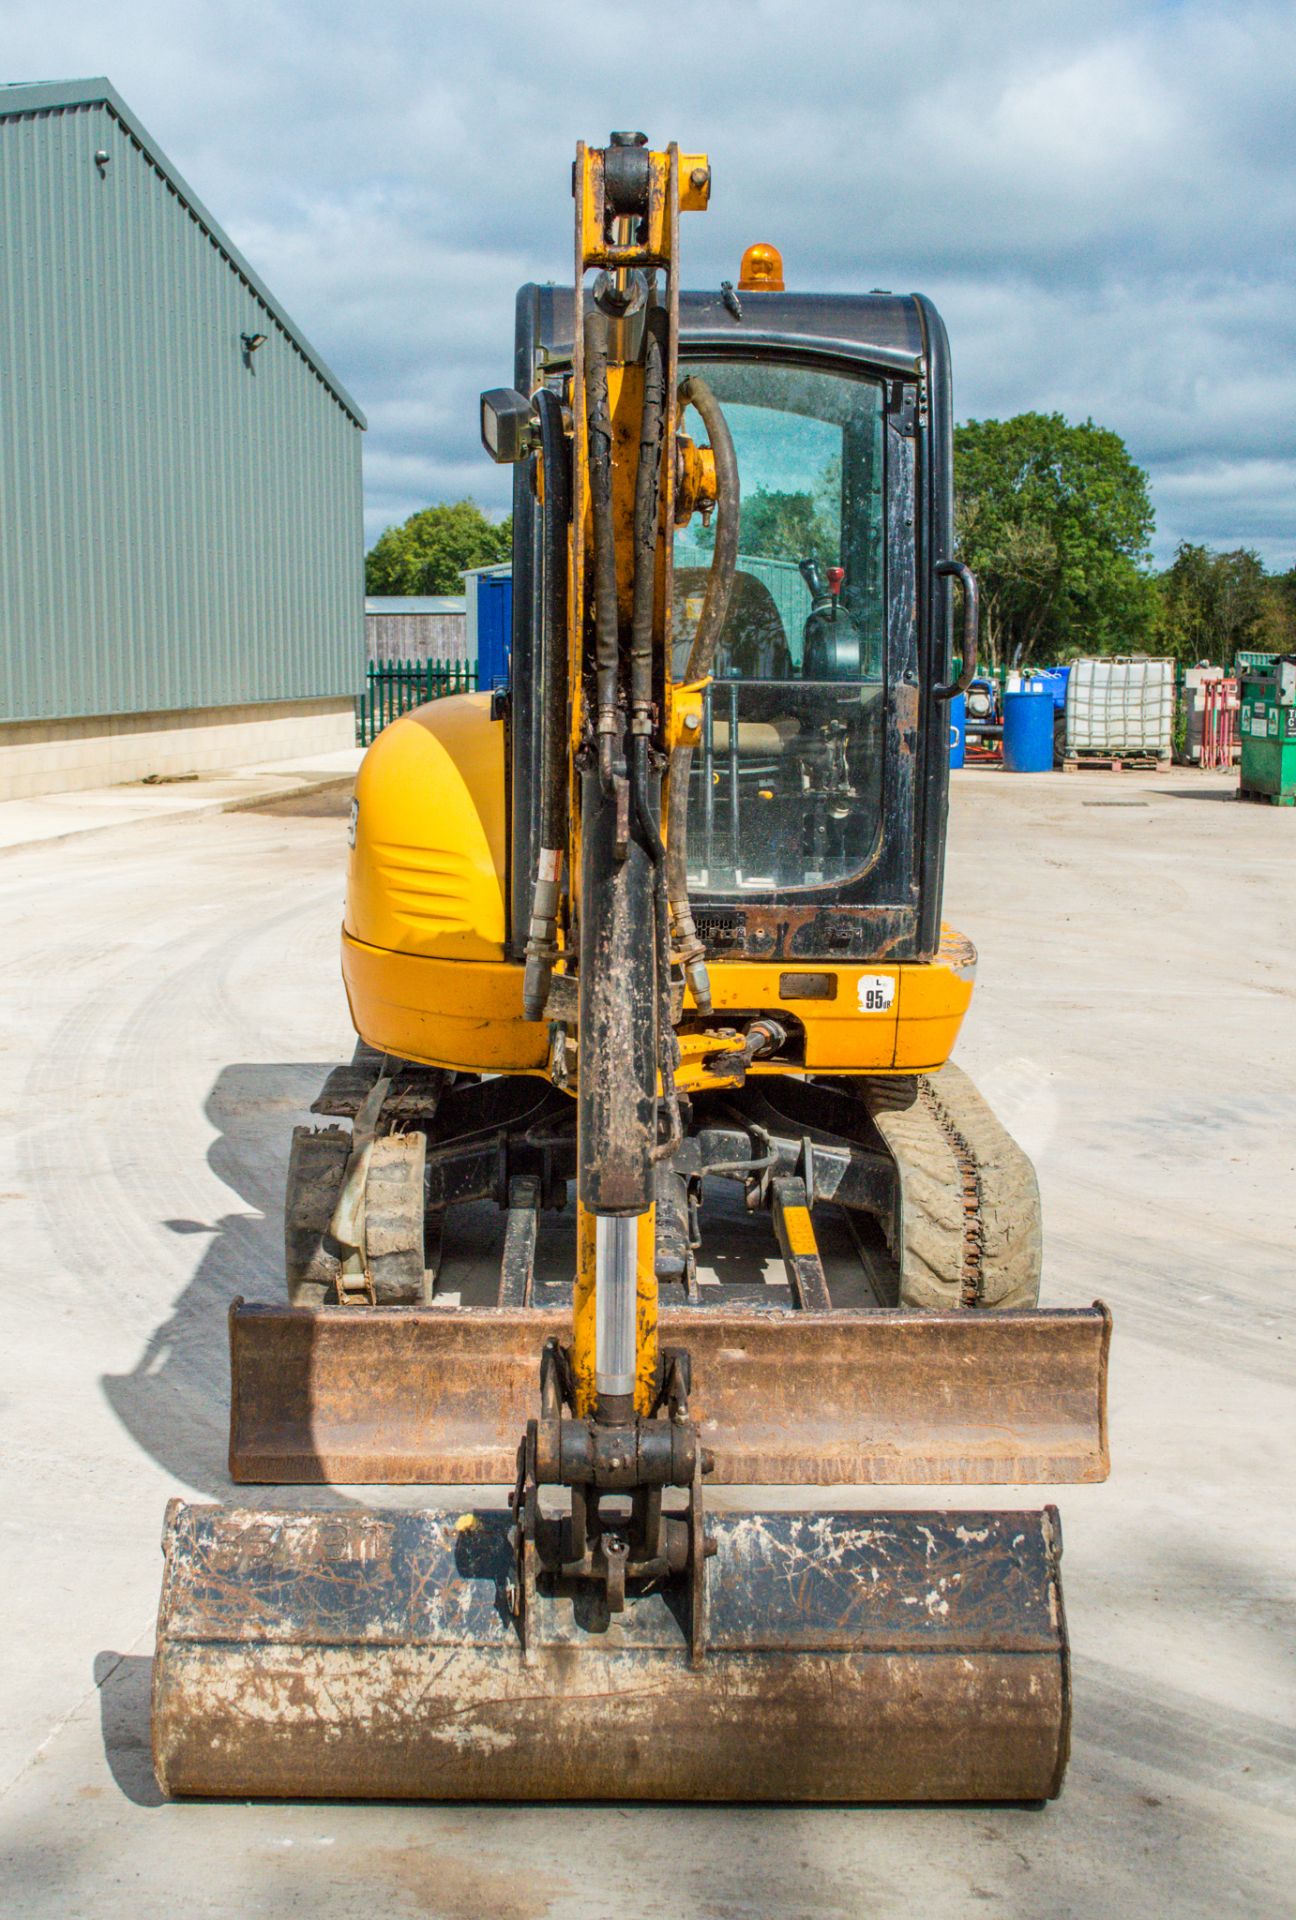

{"left": 0, "top": 697, "right": 357, "bottom": 801}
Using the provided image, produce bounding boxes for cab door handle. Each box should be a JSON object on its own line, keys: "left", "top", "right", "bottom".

{"left": 933, "top": 560, "right": 979, "bottom": 701}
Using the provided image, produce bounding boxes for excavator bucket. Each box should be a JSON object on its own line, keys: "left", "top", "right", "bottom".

{"left": 151, "top": 1302, "right": 1107, "bottom": 1802}
{"left": 153, "top": 1500, "right": 1072, "bottom": 1802}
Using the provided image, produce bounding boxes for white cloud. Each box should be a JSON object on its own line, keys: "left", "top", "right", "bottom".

{"left": 2, "top": 0, "right": 1293, "bottom": 564}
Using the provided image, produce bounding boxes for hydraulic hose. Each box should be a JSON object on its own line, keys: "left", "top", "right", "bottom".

{"left": 629, "top": 324, "right": 679, "bottom": 1153}
{"left": 666, "top": 374, "right": 739, "bottom": 1013}
{"left": 521, "top": 387, "right": 572, "bottom": 1022}
{"left": 678, "top": 376, "right": 741, "bottom": 686}
{"left": 630, "top": 316, "right": 667, "bottom": 718}
{"left": 583, "top": 311, "right": 620, "bottom": 791}
{"left": 632, "top": 732, "right": 682, "bottom": 1163}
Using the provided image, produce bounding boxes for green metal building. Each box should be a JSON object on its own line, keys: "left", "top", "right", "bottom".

{"left": 0, "top": 77, "right": 366, "bottom": 799}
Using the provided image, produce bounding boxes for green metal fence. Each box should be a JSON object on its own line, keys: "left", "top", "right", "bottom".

{"left": 356, "top": 658, "right": 479, "bottom": 745}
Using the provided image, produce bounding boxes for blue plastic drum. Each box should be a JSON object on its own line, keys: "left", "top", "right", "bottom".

{"left": 948, "top": 693, "right": 966, "bottom": 768}
{"left": 1002, "top": 690, "right": 1054, "bottom": 772}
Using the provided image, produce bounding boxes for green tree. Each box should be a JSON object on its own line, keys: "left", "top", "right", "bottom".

{"left": 1259, "top": 566, "right": 1296, "bottom": 653}
{"left": 954, "top": 413, "right": 1156, "bottom": 667}
{"left": 1154, "top": 543, "right": 1275, "bottom": 664}
{"left": 738, "top": 487, "right": 838, "bottom": 566}
{"left": 365, "top": 499, "right": 512, "bottom": 596}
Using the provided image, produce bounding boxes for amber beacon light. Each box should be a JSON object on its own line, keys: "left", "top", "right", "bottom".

{"left": 738, "top": 242, "right": 785, "bottom": 291}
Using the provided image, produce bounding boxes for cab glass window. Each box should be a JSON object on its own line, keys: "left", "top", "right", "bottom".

{"left": 675, "top": 360, "right": 887, "bottom": 894}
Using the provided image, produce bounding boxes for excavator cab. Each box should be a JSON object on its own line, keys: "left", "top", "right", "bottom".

{"left": 151, "top": 139, "right": 1109, "bottom": 1806}
{"left": 510, "top": 295, "right": 952, "bottom": 954}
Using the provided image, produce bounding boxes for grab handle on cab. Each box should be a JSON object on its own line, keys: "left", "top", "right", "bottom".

{"left": 934, "top": 559, "right": 979, "bottom": 701}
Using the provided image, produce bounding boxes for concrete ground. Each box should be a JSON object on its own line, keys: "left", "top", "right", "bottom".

{"left": 0, "top": 746, "right": 363, "bottom": 851}
{"left": 0, "top": 763, "right": 1292, "bottom": 1917}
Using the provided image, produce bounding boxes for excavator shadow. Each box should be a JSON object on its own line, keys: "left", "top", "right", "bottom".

{"left": 98, "top": 1061, "right": 349, "bottom": 1499}
{"left": 94, "top": 1056, "right": 890, "bottom": 1494}
{"left": 94, "top": 1652, "right": 163, "bottom": 1809}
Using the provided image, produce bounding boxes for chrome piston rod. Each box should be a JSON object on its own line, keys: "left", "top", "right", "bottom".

{"left": 595, "top": 1213, "right": 638, "bottom": 1409}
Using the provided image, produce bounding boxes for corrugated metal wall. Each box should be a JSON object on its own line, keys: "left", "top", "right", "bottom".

{"left": 0, "top": 96, "right": 364, "bottom": 723}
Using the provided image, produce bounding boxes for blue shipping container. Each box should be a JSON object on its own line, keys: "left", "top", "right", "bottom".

{"left": 476, "top": 573, "right": 513, "bottom": 688}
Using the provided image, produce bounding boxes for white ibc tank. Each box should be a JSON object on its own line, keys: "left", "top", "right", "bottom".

{"left": 1065, "top": 657, "right": 1174, "bottom": 756}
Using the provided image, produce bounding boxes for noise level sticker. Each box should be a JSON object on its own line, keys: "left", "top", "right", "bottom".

{"left": 857, "top": 974, "right": 896, "bottom": 1013}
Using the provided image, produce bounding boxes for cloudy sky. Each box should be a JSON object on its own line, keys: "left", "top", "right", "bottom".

{"left": 4, "top": 2, "right": 1293, "bottom": 566}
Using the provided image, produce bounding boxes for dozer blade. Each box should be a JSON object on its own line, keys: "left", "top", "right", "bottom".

{"left": 153, "top": 1499, "right": 1072, "bottom": 1802}
{"left": 228, "top": 1300, "right": 1111, "bottom": 1487}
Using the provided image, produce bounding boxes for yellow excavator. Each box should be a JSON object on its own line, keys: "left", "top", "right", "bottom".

{"left": 151, "top": 136, "right": 1109, "bottom": 1802}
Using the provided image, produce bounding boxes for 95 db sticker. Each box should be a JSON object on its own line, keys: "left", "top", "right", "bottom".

{"left": 857, "top": 974, "right": 896, "bottom": 1013}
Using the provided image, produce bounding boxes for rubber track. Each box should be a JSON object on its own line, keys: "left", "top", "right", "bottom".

{"left": 285, "top": 1047, "right": 442, "bottom": 1306}
{"left": 862, "top": 1063, "right": 1042, "bottom": 1310}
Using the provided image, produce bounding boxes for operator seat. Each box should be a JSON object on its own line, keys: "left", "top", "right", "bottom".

{"left": 672, "top": 568, "right": 793, "bottom": 681}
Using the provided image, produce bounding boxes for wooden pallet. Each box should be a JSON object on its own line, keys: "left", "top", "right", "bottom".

{"left": 1063, "top": 753, "right": 1171, "bottom": 774}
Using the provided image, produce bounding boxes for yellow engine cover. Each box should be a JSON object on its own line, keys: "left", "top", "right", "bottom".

{"left": 343, "top": 695, "right": 548, "bottom": 1072}
{"left": 343, "top": 696, "right": 974, "bottom": 1078}
{"left": 347, "top": 693, "right": 506, "bottom": 961}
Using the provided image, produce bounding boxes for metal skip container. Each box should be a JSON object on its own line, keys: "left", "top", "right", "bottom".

{"left": 1239, "top": 657, "right": 1296, "bottom": 803}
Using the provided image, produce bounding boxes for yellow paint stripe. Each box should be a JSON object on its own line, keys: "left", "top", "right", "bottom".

{"left": 635, "top": 1205, "right": 658, "bottom": 1418}
{"left": 780, "top": 1206, "right": 818, "bottom": 1259}
{"left": 572, "top": 1203, "right": 597, "bottom": 1418}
